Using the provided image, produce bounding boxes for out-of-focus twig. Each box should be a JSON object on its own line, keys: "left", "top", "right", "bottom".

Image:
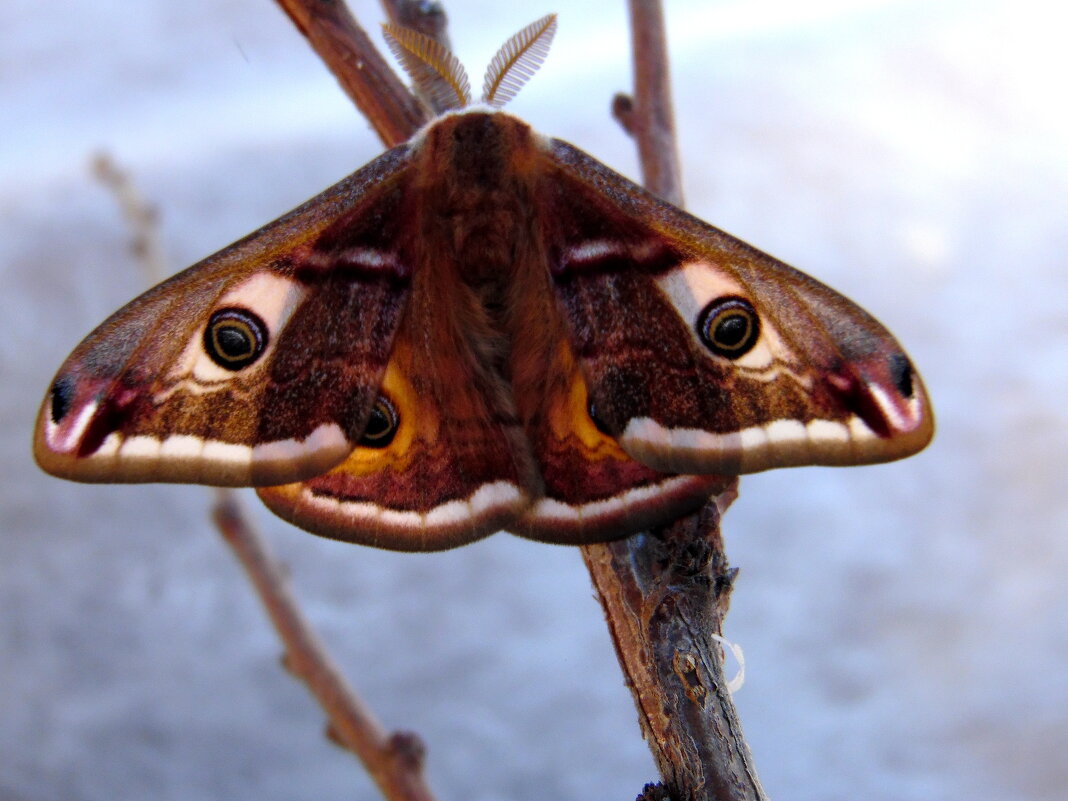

{"left": 273, "top": 0, "right": 427, "bottom": 146}
{"left": 213, "top": 492, "right": 437, "bottom": 801}
{"left": 92, "top": 154, "right": 168, "bottom": 282}
{"left": 614, "top": 0, "right": 683, "bottom": 205}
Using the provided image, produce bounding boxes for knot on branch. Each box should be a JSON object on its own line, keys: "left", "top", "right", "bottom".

{"left": 636, "top": 782, "right": 673, "bottom": 801}
{"left": 612, "top": 92, "right": 637, "bottom": 137}
{"left": 388, "top": 730, "right": 428, "bottom": 771}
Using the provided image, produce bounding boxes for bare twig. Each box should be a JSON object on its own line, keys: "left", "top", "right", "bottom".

{"left": 91, "top": 154, "right": 168, "bottom": 282}
{"left": 616, "top": 0, "right": 684, "bottom": 205}
{"left": 580, "top": 485, "right": 768, "bottom": 801}
{"left": 273, "top": 0, "right": 426, "bottom": 146}
{"left": 213, "top": 492, "right": 437, "bottom": 801}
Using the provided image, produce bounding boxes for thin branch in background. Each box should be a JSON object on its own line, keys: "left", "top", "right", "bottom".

{"left": 214, "top": 492, "right": 438, "bottom": 801}
{"left": 619, "top": 0, "right": 684, "bottom": 205}
{"left": 94, "top": 149, "right": 439, "bottom": 801}
{"left": 91, "top": 154, "right": 168, "bottom": 282}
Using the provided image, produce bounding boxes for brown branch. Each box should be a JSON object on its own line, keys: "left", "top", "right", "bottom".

{"left": 619, "top": 0, "right": 684, "bottom": 204}
{"left": 213, "top": 491, "right": 437, "bottom": 801}
{"left": 273, "top": 0, "right": 426, "bottom": 146}
{"left": 580, "top": 1, "right": 767, "bottom": 799}
{"left": 580, "top": 484, "right": 768, "bottom": 801}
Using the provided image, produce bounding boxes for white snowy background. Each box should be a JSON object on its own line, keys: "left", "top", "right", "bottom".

{"left": 2, "top": 0, "right": 1066, "bottom": 799}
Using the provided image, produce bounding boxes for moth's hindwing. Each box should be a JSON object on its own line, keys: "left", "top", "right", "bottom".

{"left": 511, "top": 339, "right": 725, "bottom": 544}
{"left": 502, "top": 239, "right": 726, "bottom": 544}
{"left": 257, "top": 239, "right": 541, "bottom": 552}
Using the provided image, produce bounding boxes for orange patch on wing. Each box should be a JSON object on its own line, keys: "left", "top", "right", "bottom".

{"left": 332, "top": 350, "right": 436, "bottom": 478}
{"left": 513, "top": 342, "right": 718, "bottom": 544}
{"left": 257, "top": 339, "right": 532, "bottom": 550}
{"left": 549, "top": 348, "right": 631, "bottom": 462}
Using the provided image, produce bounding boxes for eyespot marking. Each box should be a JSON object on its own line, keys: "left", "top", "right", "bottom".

{"left": 888, "top": 353, "right": 914, "bottom": 398}
{"left": 204, "top": 308, "right": 268, "bottom": 370}
{"left": 359, "top": 396, "right": 399, "bottom": 447}
{"left": 697, "top": 297, "right": 760, "bottom": 359}
{"left": 587, "top": 400, "right": 612, "bottom": 436}
{"left": 50, "top": 376, "right": 76, "bottom": 423}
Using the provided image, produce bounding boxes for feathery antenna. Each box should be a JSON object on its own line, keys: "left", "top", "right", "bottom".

{"left": 382, "top": 23, "right": 472, "bottom": 112}
{"left": 481, "top": 14, "right": 558, "bottom": 108}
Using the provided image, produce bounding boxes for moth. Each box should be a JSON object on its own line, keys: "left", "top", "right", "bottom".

{"left": 34, "top": 16, "right": 933, "bottom": 551}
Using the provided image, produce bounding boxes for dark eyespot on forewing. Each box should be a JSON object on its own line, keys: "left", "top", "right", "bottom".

{"left": 888, "top": 353, "right": 914, "bottom": 398}
{"left": 50, "top": 376, "right": 76, "bottom": 423}
{"left": 696, "top": 296, "right": 760, "bottom": 359}
{"left": 359, "top": 396, "right": 398, "bottom": 447}
{"left": 204, "top": 307, "right": 268, "bottom": 370}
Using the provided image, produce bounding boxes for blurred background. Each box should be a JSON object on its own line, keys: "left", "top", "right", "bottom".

{"left": 3, "top": 1, "right": 1066, "bottom": 799}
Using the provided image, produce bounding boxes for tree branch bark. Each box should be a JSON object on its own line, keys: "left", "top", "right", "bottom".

{"left": 274, "top": 0, "right": 426, "bottom": 146}
{"left": 618, "top": 0, "right": 684, "bottom": 205}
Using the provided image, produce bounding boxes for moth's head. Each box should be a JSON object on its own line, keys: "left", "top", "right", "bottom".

{"left": 382, "top": 13, "right": 557, "bottom": 115}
